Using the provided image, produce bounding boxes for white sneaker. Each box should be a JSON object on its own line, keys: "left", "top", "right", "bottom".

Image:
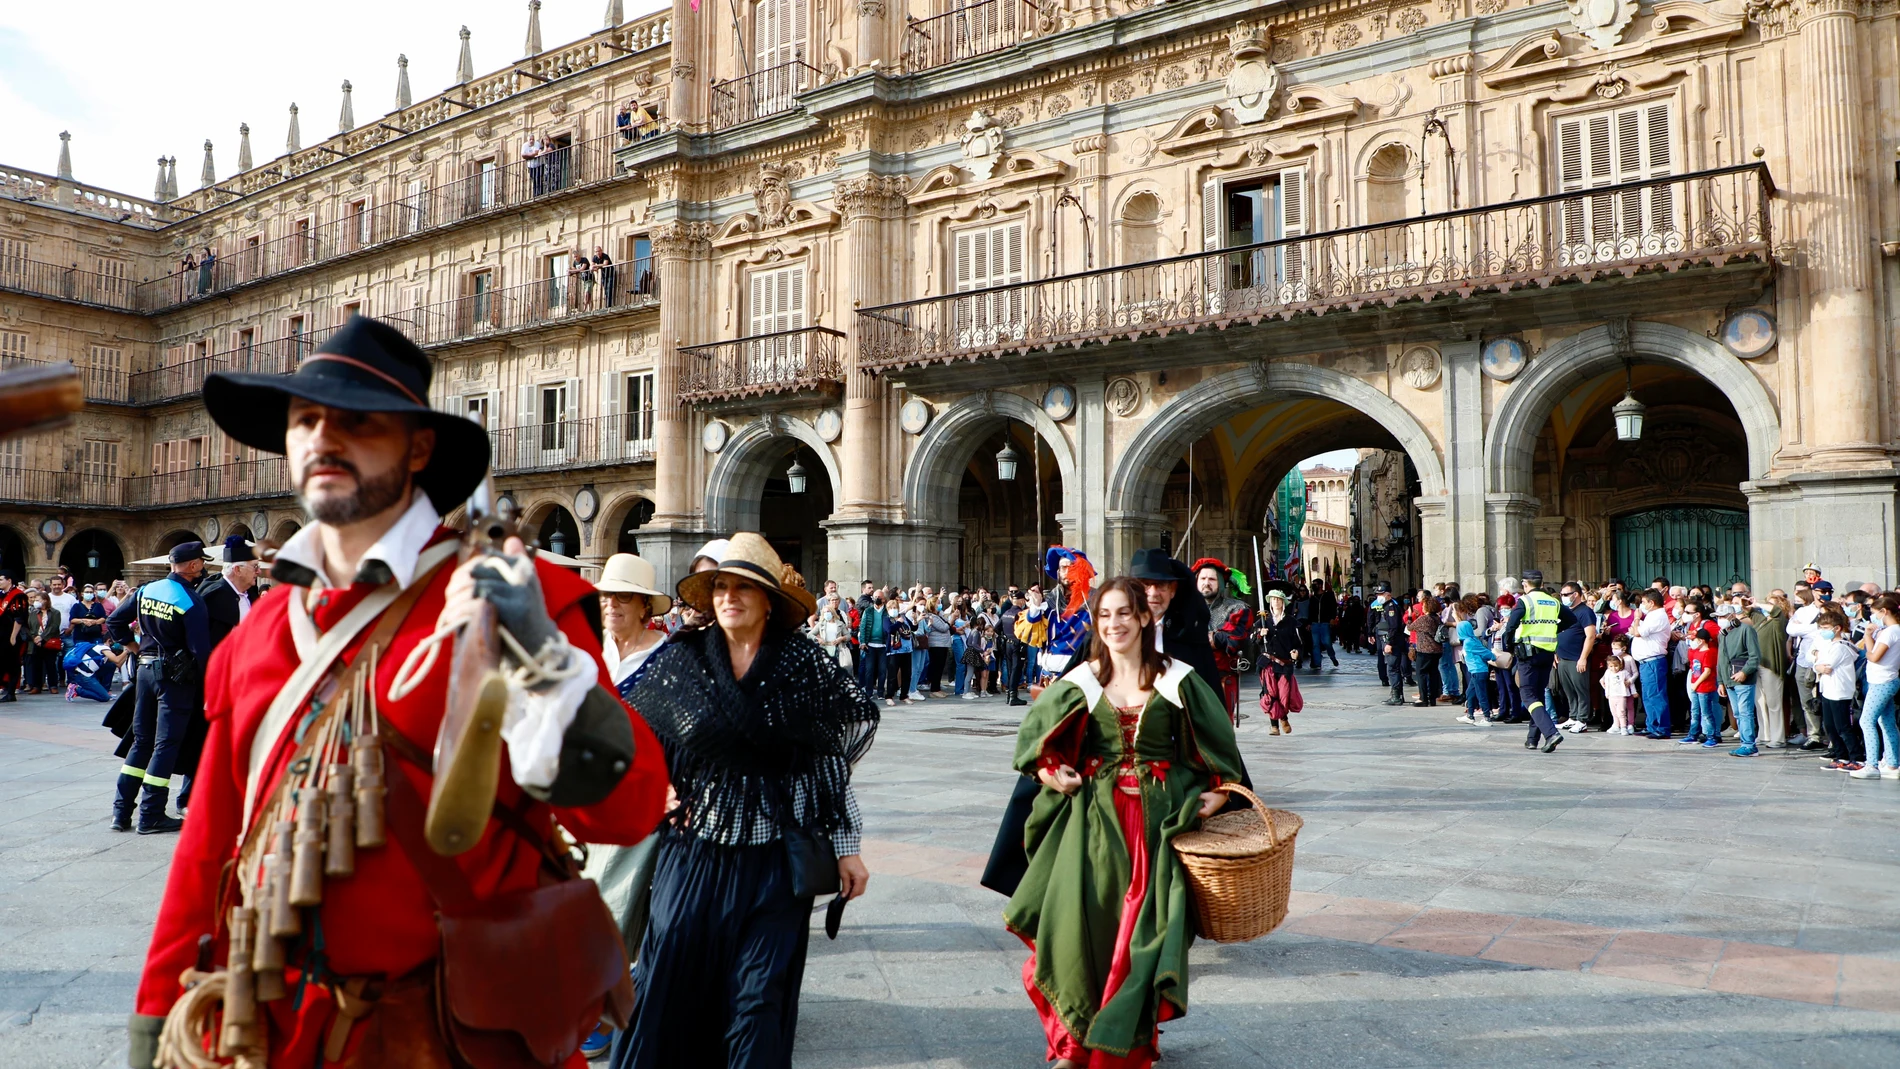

{"left": 1456, "top": 713, "right": 1478, "bottom": 725}
{"left": 1882, "top": 766, "right": 1900, "bottom": 780}
{"left": 1564, "top": 722, "right": 1585, "bottom": 733}
{"left": 1849, "top": 765, "right": 1883, "bottom": 779}
{"left": 961, "top": 693, "right": 977, "bottom": 700}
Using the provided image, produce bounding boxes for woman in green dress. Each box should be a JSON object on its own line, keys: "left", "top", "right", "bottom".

{"left": 1005, "top": 576, "right": 1245, "bottom": 1068}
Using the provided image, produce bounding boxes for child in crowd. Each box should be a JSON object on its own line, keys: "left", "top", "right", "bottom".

{"left": 65, "top": 641, "right": 129, "bottom": 703}
{"left": 1684, "top": 627, "right": 1721, "bottom": 747}
{"left": 1601, "top": 634, "right": 1639, "bottom": 735}
{"left": 963, "top": 616, "right": 995, "bottom": 700}
{"left": 1452, "top": 598, "right": 1495, "bottom": 726}
{"left": 1813, "top": 607, "right": 1867, "bottom": 768}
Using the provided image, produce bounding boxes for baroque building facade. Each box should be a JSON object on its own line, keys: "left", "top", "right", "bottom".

{"left": 2, "top": 0, "right": 1897, "bottom": 595}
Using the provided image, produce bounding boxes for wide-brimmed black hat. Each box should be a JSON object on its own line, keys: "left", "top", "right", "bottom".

{"left": 1128, "top": 547, "right": 1190, "bottom": 583}
{"left": 203, "top": 315, "right": 489, "bottom": 513}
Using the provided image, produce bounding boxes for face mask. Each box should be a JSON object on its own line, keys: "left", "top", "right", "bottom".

{"left": 1845, "top": 605, "right": 1861, "bottom": 617}
{"left": 1561, "top": 594, "right": 1575, "bottom": 606}
{"left": 82, "top": 592, "right": 94, "bottom": 601}
{"left": 1817, "top": 628, "right": 1838, "bottom": 643}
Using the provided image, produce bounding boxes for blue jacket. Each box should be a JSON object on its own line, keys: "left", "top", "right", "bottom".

{"left": 1458, "top": 620, "right": 1496, "bottom": 673}
{"left": 137, "top": 573, "right": 210, "bottom": 668}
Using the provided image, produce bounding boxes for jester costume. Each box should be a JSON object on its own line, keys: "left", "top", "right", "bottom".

{"left": 1040, "top": 547, "right": 1095, "bottom": 680}
{"left": 1005, "top": 659, "right": 1244, "bottom": 1067}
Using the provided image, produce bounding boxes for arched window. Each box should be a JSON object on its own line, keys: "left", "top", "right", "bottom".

{"left": 1119, "top": 192, "right": 1163, "bottom": 303}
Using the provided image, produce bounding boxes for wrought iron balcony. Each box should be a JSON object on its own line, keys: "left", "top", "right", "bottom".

{"left": 488, "top": 414, "right": 656, "bottom": 475}
{"left": 711, "top": 57, "right": 821, "bottom": 131}
{"left": 904, "top": 0, "right": 1045, "bottom": 72}
{"left": 857, "top": 164, "right": 1773, "bottom": 373}
{"left": 678, "top": 326, "right": 846, "bottom": 406}
{"left": 387, "top": 256, "right": 657, "bottom": 348}
{"left": 0, "top": 256, "right": 140, "bottom": 313}
{"left": 0, "top": 458, "right": 290, "bottom": 510}
{"left": 0, "top": 352, "right": 130, "bottom": 405}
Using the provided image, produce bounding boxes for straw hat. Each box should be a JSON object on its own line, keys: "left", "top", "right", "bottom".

{"left": 675, "top": 532, "right": 817, "bottom": 628}
{"left": 594, "top": 553, "right": 672, "bottom": 615}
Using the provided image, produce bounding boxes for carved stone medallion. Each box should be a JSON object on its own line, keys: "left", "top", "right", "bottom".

{"left": 1399, "top": 346, "right": 1442, "bottom": 389}
{"left": 1105, "top": 376, "right": 1142, "bottom": 417}
{"left": 1224, "top": 22, "right": 1280, "bottom": 124}
{"left": 1568, "top": 0, "right": 1637, "bottom": 50}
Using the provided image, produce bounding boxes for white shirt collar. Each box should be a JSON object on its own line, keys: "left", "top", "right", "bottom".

{"left": 602, "top": 631, "right": 662, "bottom": 687}
{"left": 273, "top": 491, "right": 443, "bottom": 589}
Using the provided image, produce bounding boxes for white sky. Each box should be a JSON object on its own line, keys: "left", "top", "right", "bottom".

{"left": 1299, "top": 449, "right": 1360, "bottom": 472}
{"left": 0, "top": 0, "right": 669, "bottom": 199}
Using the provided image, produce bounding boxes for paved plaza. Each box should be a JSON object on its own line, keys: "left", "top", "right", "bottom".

{"left": 3, "top": 652, "right": 1898, "bottom": 1067}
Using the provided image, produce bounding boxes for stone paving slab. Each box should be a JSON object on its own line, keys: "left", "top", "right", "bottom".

{"left": 3, "top": 653, "right": 1899, "bottom": 1068}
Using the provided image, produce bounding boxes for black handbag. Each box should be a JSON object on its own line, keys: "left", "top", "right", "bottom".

{"left": 772, "top": 780, "right": 841, "bottom": 898}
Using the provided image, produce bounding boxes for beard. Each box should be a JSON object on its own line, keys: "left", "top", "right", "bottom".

{"left": 300, "top": 455, "right": 412, "bottom": 526}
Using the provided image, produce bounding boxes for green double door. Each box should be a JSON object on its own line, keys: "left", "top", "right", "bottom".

{"left": 1612, "top": 508, "right": 1750, "bottom": 590}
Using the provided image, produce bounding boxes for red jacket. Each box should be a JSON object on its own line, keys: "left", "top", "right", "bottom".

{"left": 136, "top": 534, "right": 669, "bottom": 1065}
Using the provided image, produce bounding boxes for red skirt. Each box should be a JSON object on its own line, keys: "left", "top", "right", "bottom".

{"left": 1021, "top": 773, "right": 1176, "bottom": 1068}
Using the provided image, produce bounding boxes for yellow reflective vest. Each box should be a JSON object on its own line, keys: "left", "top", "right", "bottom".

{"left": 1517, "top": 589, "right": 1561, "bottom": 651}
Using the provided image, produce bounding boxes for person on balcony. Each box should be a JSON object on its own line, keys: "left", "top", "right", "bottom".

{"left": 594, "top": 245, "right": 617, "bottom": 307}
{"left": 523, "top": 132, "right": 545, "bottom": 196}
{"left": 575, "top": 249, "right": 595, "bottom": 310}
{"left": 197, "top": 246, "right": 215, "bottom": 295}
{"left": 177, "top": 252, "right": 196, "bottom": 299}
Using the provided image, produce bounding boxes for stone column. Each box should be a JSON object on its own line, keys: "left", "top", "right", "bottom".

{"left": 669, "top": 0, "right": 703, "bottom": 129}
{"left": 1439, "top": 340, "right": 1489, "bottom": 593}
{"left": 644, "top": 219, "right": 713, "bottom": 581}
{"left": 1485, "top": 492, "right": 1538, "bottom": 587}
{"left": 1074, "top": 375, "right": 1108, "bottom": 565}
{"left": 854, "top": 0, "right": 889, "bottom": 72}
{"left": 1793, "top": 0, "right": 1880, "bottom": 465}
{"left": 828, "top": 174, "right": 910, "bottom": 584}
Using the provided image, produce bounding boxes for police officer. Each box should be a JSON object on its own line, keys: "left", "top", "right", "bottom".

{"left": 109, "top": 541, "right": 210, "bottom": 833}
{"left": 1499, "top": 569, "right": 1573, "bottom": 753}
{"left": 1372, "top": 582, "right": 1408, "bottom": 706}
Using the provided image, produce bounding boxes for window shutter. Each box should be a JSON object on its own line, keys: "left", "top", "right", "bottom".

{"left": 954, "top": 229, "right": 974, "bottom": 292}
{"left": 518, "top": 385, "right": 535, "bottom": 427}
{"left": 749, "top": 271, "right": 770, "bottom": 337}
{"left": 1644, "top": 103, "right": 1676, "bottom": 236}
{"left": 1279, "top": 168, "right": 1307, "bottom": 297}
{"left": 785, "top": 266, "right": 806, "bottom": 330}
{"left": 1201, "top": 177, "right": 1223, "bottom": 307}
{"left": 999, "top": 222, "right": 1025, "bottom": 337}
{"left": 564, "top": 377, "right": 581, "bottom": 424}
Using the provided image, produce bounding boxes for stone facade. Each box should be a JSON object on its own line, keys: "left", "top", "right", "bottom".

{"left": 4, "top": 0, "right": 1898, "bottom": 594}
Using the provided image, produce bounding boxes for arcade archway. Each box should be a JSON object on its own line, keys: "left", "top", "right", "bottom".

{"left": 956, "top": 421, "right": 1063, "bottom": 591}
{"left": 0, "top": 524, "right": 26, "bottom": 581}
{"left": 63, "top": 529, "right": 126, "bottom": 585}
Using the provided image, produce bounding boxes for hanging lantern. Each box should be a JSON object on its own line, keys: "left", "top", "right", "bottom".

{"left": 786, "top": 459, "right": 809, "bottom": 494}
{"left": 1387, "top": 516, "right": 1407, "bottom": 545}
{"left": 87, "top": 546, "right": 101, "bottom": 570}
{"left": 549, "top": 530, "right": 568, "bottom": 556}
{"left": 1612, "top": 390, "right": 1647, "bottom": 442}
{"left": 996, "top": 441, "right": 1021, "bottom": 482}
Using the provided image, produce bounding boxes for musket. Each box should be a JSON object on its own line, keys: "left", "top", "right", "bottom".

{"left": 424, "top": 477, "right": 516, "bottom": 856}
{"left": 0, "top": 362, "right": 84, "bottom": 438}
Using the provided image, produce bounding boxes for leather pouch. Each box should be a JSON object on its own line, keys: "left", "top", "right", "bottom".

{"left": 435, "top": 879, "right": 634, "bottom": 1069}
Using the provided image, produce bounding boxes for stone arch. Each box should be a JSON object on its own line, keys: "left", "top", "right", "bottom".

{"left": 1107, "top": 362, "right": 1446, "bottom": 517}
{"left": 704, "top": 415, "right": 841, "bottom": 532}
{"left": 602, "top": 490, "right": 658, "bottom": 556}
{"left": 270, "top": 519, "right": 302, "bottom": 545}
{"left": 903, "top": 391, "right": 1079, "bottom": 530}
{"left": 1485, "top": 321, "right": 1780, "bottom": 497}
{"left": 153, "top": 529, "right": 202, "bottom": 557}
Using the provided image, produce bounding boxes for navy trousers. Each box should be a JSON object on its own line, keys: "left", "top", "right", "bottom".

{"left": 617, "top": 833, "right": 812, "bottom": 1069}
{"left": 1515, "top": 650, "right": 1560, "bottom": 744}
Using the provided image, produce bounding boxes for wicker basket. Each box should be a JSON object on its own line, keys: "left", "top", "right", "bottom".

{"left": 1171, "top": 784, "right": 1302, "bottom": 943}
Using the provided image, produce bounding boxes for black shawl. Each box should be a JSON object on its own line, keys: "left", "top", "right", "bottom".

{"left": 629, "top": 624, "right": 879, "bottom": 844}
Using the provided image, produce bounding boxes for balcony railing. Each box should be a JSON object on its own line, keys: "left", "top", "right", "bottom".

{"left": 711, "top": 57, "right": 821, "bottom": 131}
{"left": 904, "top": 0, "right": 1044, "bottom": 72}
{"left": 858, "top": 164, "right": 1773, "bottom": 372}
{"left": 387, "top": 255, "right": 658, "bottom": 348}
{"left": 137, "top": 131, "right": 631, "bottom": 311}
{"left": 0, "top": 458, "right": 291, "bottom": 510}
{"left": 0, "top": 352, "right": 129, "bottom": 404}
{"left": 0, "top": 256, "right": 140, "bottom": 313}
{"left": 488, "top": 414, "right": 656, "bottom": 474}
{"left": 678, "top": 326, "right": 847, "bottom": 404}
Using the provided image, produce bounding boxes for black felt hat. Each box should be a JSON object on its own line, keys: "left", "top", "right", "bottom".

{"left": 1128, "top": 547, "right": 1190, "bottom": 583}
{"left": 203, "top": 315, "right": 489, "bottom": 513}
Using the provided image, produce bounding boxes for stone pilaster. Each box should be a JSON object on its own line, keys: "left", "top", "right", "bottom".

{"left": 1439, "top": 339, "right": 1488, "bottom": 593}
{"left": 854, "top": 0, "right": 888, "bottom": 72}
{"left": 1792, "top": 0, "right": 1881, "bottom": 465}
{"left": 1485, "top": 492, "right": 1539, "bottom": 588}
{"left": 834, "top": 174, "right": 908, "bottom": 518}
{"left": 649, "top": 220, "right": 713, "bottom": 540}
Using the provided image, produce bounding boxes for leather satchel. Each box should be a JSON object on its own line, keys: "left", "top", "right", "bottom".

{"left": 772, "top": 779, "right": 840, "bottom": 899}
{"left": 382, "top": 742, "right": 633, "bottom": 1069}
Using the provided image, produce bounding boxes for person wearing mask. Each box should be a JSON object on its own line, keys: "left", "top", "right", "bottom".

{"left": 1630, "top": 589, "right": 1674, "bottom": 739}
{"left": 995, "top": 589, "right": 1023, "bottom": 703}
{"left": 24, "top": 588, "right": 61, "bottom": 694}
{"left": 858, "top": 592, "right": 889, "bottom": 695}
{"left": 46, "top": 576, "right": 77, "bottom": 683}
{"left": 1405, "top": 594, "right": 1443, "bottom": 708}
{"left": 1811, "top": 607, "right": 1866, "bottom": 769}
{"left": 1499, "top": 571, "right": 1571, "bottom": 753}
{"left": 1716, "top": 602, "right": 1763, "bottom": 756}
{"left": 815, "top": 601, "right": 852, "bottom": 667}
{"left": 1786, "top": 582, "right": 1826, "bottom": 749}
{"left": 1372, "top": 583, "right": 1406, "bottom": 706}
{"left": 1682, "top": 626, "right": 1721, "bottom": 748}
{"left": 619, "top": 535, "right": 876, "bottom": 1068}
{"left": 885, "top": 597, "right": 916, "bottom": 705}
{"left": 1003, "top": 576, "right": 1241, "bottom": 1069}
{"left": 1453, "top": 597, "right": 1498, "bottom": 726}
{"left": 1754, "top": 590, "right": 1792, "bottom": 748}
{"left": 1436, "top": 584, "right": 1463, "bottom": 703}
{"left": 1553, "top": 581, "right": 1598, "bottom": 733}
{"left": 0, "top": 573, "right": 25, "bottom": 702}
{"left": 1850, "top": 593, "right": 1900, "bottom": 780}
{"left": 919, "top": 596, "right": 954, "bottom": 697}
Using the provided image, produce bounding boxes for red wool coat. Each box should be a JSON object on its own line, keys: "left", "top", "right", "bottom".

{"left": 135, "top": 534, "right": 670, "bottom": 1066}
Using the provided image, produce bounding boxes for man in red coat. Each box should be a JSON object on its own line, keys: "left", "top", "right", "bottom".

{"left": 1193, "top": 557, "right": 1254, "bottom": 722}
{"left": 129, "top": 316, "right": 670, "bottom": 1068}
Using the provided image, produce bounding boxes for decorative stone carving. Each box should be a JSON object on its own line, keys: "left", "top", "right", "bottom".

{"left": 1224, "top": 22, "right": 1280, "bottom": 124}
{"left": 650, "top": 221, "right": 714, "bottom": 258}
{"left": 960, "top": 111, "right": 1005, "bottom": 181}
{"left": 834, "top": 174, "right": 909, "bottom": 217}
{"left": 1395, "top": 7, "right": 1429, "bottom": 32}
{"left": 1046, "top": 95, "right": 1072, "bottom": 117}
{"left": 1398, "top": 346, "right": 1442, "bottom": 389}
{"left": 1124, "top": 131, "right": 1157, "bottom": 167}
{"left": 754, "top": 162, "right": 792, "bottom": 228}
{"left": 1105, "top": 376, "right": 1141, "bottom": 417}
{"left": 1331, "top": 22, "right": 1363, "bottom": 49}
{"left": 547, "top": 97, "right": 569, "bottom": 116}
{"left": 409, "top": 146, "right": 426, "bottom": 164}
{"left": 858, "top": 0, "right": 885, "bottom": 14}
{"left": 1568, "top": 0, "right": 1638, "bottom": 50}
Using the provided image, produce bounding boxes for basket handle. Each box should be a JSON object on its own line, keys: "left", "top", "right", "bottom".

{"left": 1211, "top": 782, "right": 1278, "bottom": 846}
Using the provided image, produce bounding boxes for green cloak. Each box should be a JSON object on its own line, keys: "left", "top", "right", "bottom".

{"left": 1002, "top": 658, "right": 1245, "bottom": 1057}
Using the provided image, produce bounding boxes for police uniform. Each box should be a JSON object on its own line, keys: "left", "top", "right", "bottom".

{"left": 111, "top": 542, "right": 211, "bottom": 834}
{"left": 1372, "top": 587, "right": 1407, "bottom": 703}
{"left": 1501, "top": 571, "right": 1574, "bottom": 750}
